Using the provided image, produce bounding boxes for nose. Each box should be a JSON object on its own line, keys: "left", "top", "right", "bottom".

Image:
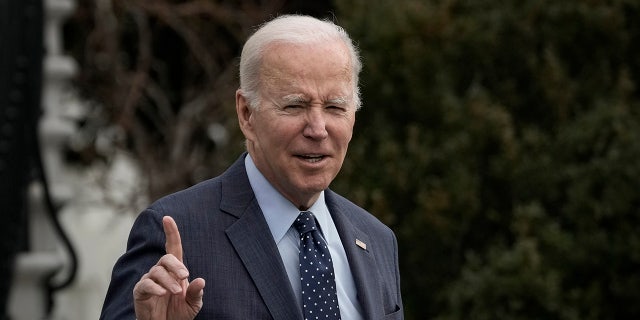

{"left": 303, "top": 108, "right": 328, "bottom": 140}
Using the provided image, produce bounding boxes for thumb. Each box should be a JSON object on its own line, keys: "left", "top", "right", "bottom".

{"left": 185, "top": 278, "right": 205, "bottom": 306}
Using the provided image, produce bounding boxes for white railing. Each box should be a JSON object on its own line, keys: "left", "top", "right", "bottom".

{"left": 8, "top": 0, "right": 143, "bottom": 318}
{"left": 8, "top": 0, "right": 76, "bottom": 318}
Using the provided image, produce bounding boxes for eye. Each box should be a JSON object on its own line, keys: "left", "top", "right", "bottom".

{"left": 326, "top": 105, "right": 347, "bottom": 112}
{"left": 283, "top": 104, "right": 303, "bottom": 111}
{"left": 281, "top": 104, "right": 305, "bottom": 114}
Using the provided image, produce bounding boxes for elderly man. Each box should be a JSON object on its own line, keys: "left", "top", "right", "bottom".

{"left": 100, "top": 14, "right": 403, "bottom": 320}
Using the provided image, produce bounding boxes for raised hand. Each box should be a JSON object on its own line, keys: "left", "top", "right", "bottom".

{"left": 133, "top": 216, "right": 206, "bottom": 320}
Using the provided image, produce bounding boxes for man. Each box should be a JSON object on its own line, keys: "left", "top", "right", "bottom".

{"left": 100, "top": 14, "right": 403, "bottom": 320}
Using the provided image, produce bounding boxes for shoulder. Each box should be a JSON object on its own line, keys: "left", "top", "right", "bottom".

{"left": 148, "top": 177, "right": 221, "bottom": 217}
{"left": 325, "top": 189, "right": 395, "bottom": 237}
{"left": 127, "top": 177, "right": 224, "bottom": 243}
{"left": 147, "top": 154, "right": 249, "bottom": 219}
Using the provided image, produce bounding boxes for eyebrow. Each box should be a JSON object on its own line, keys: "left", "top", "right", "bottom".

{"left": 326, "top": 97, "right": 349, "bottom": 105}
{"left": 282, "top": 94, "right": 308, "bottom": 104}
{"left": 281, "top": 94, "right": 350, "bottom": 105}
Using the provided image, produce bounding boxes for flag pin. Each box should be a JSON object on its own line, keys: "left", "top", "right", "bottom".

{"left": 355, "top": 239, "right": 367, "bottom": 250}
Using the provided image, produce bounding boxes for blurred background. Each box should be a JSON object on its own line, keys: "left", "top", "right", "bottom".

{"left": 1, "top": 0, "right": 639, "bottom": 319}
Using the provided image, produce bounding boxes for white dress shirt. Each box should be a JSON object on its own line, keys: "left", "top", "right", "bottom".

{"left": 245, "top": 155, "right": 363, "bottom": 319}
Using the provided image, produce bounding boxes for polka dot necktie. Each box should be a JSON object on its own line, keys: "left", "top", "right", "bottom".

{"left": 293, "top": 211, "right": 341, "bottom": 320}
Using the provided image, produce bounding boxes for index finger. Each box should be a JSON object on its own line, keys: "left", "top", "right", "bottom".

{"left": 162, "top": 216, "right": 183, "bottom": 262}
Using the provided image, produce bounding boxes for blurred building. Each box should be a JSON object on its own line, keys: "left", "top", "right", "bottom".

{"left": 4, "top": 0, "right": 140, "bottom": 319}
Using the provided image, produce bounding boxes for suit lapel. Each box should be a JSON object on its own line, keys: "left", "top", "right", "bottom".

{"left": 327, "top": 192, "right": 385, "bottom": 320}
{"left": 221, "top": 155, "right": 302, "bottom": 320}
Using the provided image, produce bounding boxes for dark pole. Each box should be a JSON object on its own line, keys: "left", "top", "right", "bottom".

{"left": 0, "top": 0, "right": 43, "bottom": 318}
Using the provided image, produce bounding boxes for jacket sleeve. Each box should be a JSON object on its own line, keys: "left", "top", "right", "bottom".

{"left": 99, "top": 209, "right": 165, "bottom": 320}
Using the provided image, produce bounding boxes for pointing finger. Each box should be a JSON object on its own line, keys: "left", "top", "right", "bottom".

{"left": 163, "top": 216, "right": 183, "bottom": 262}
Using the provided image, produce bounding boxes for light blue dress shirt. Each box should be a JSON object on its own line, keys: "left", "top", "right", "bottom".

{"left": 245, "top": 155, "right": 363, "bottom": 319}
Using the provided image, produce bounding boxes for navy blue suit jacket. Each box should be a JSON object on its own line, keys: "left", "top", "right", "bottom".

{"left": 100, "top": 154, "right": 403, "bottom": 319}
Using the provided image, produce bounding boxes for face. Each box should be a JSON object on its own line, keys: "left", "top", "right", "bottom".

{"left": 236, "top": 40, "right": 356, "bottom": 209}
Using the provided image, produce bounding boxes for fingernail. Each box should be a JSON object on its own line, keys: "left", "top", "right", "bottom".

{"left": 171, "top": 283, "right": 182, "bottom": 294}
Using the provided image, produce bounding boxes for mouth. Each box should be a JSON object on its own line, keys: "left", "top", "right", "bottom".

{"left": 295, "top": 154, "right": 327, "bottom": 163}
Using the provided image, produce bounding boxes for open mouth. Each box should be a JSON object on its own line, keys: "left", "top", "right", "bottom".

{"left": 296, "top": 154, "right": 326, "bottom": 163}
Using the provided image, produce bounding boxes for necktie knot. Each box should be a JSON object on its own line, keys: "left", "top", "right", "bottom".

{"left": 293, "top": 211, "right": 319, "bottom": 235}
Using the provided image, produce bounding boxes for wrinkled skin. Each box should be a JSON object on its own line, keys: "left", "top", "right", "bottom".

{"left": 132, "top": 216, "right": 205, "bottom": 320}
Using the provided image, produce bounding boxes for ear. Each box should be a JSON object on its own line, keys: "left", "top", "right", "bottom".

{"left": 236, "top": 89, "right": 256, "bottom": 141}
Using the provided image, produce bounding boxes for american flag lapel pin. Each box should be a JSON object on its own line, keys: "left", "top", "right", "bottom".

{"left": 355, "top": 239, "right": 367, "bottom": 250}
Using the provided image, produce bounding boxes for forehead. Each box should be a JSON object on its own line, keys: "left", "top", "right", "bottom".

{"left": 259, "top": 41, "right": 354, "bottom": 95}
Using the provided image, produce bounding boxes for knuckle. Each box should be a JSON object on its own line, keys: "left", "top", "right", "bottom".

{"left": 148, "top": 265, "right": 165, "bottom": 277}
{"left": 134, "top": 277, "right": 151, "bottom": 294}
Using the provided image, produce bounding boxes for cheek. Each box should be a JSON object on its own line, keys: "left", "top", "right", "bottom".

{"left": 252, "top": 112, "right": 279, "bottom": 137}
{"left": 337, "top": 118, "right": 355, "bottom": 145}
{"left": 258, "top": 118, "right": 300, "bottom": 150}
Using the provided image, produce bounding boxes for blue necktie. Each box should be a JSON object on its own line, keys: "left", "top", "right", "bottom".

{"left": 293, "top": 211, "right": 341, "bottom": 320}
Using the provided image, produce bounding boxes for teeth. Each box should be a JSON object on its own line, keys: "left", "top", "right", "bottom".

{"left": 299, "top": 155, "right": 323, "bottom": 162}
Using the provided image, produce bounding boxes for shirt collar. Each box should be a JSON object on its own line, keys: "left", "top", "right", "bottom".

{"left": 245, "top": 154, "right": 329, "bottom": 243}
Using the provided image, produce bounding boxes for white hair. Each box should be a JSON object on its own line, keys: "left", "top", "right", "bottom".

{"left": 238, "top": 14, "right": 363, "bottom": 110}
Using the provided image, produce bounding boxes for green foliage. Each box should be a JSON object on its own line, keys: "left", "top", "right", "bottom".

{"left": 65, "top": 1, "right": 640, "bottom": 318}
{"left": 334, "top": 0, "right": 640, "bottom": 319}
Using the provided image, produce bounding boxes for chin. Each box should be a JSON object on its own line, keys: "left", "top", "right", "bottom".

{"left": 296, "top": 180, "right": 330, "bottom": 195}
